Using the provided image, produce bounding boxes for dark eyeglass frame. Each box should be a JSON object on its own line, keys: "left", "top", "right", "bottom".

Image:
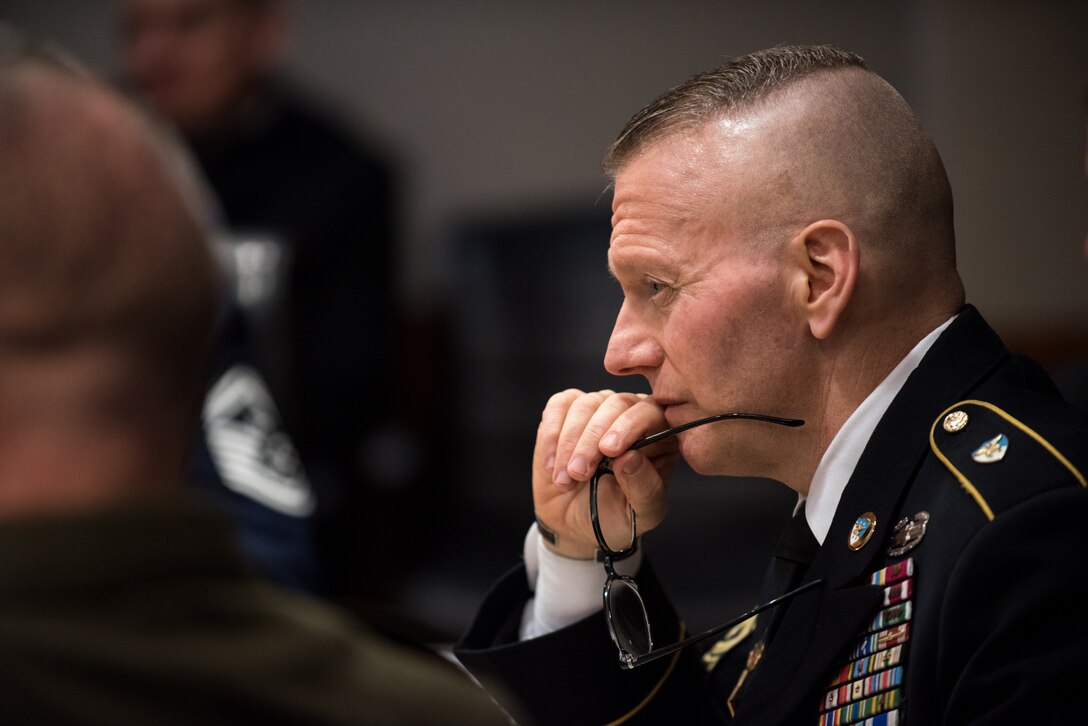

{"left": 589, "top": 412, "right": 822, "bottom": 669}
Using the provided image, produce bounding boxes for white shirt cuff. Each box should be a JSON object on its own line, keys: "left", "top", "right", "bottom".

{"left": 518, "top": 522, "right": 642, "bottom": 641}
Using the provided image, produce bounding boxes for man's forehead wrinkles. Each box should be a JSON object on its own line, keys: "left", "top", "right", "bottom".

{"left": 612, "top": 194, "right": 691, "bottom": 237}
{"left": 614, "top": 178, "right": 721, "bottom": 239}
{"left": 611, "top": 204, "right": 706, "bottom": 262}
{"left": 608, "top": 237, "right": 678, "bottom": 277}
{"left": 610, "top": 214, "right": 676, "bottom": 252}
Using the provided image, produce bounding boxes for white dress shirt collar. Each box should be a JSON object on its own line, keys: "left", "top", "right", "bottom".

{"left": 804, "top": 316, "right": 955, "bottom": 544}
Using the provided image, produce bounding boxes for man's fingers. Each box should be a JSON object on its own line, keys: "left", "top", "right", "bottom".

{"left": 613, "top": 450, "right": 669, "bottom": 530}
{"left": 532, "top": 388, "right": 673, "bottom": 553}
{"left": 535, "top": 389, "right": 583, "bottom": 478}
{"left": 563, "top": 392, "right": 650, "bottom": 481}
{"left": 547, "top": 391, "right": 668, "bottom": 488}
{"left": 551, "top": 390, "right": 614, "bottom": 488}
{"left": 593, "top": 395, "right": 664, "bottom": 458}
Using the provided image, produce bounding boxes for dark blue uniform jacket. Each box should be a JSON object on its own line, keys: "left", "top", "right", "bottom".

{"left": 456, "top": 306, "right": 1088, "bottom": 725}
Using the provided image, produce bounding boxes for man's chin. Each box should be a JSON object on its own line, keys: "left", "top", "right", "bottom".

{"left": 679, "top": 439, "right": 730, "bottom": 477}
{"left": 680, "top": 436, "right": 766, "bottom": 479}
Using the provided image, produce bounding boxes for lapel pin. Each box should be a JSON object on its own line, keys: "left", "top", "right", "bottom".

{"left": 942, "top": 410, "right": 969, "bottom": 433}
{"left": 888, "top": 511, "right": 929, "bottom": 556}
{"left": 848, "top": 512, "right": 877, "bottom": 551}
{"left": 971, "top": 433, "right": 1008, "bottom": 464}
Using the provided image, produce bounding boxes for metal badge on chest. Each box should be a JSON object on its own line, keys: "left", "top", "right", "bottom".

{"left": 888, "top": 512, "right": 929, "bottom": 557}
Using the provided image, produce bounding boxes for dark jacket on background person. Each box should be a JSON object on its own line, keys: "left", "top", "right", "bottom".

{"left": 190, "top": 80, "right": 397, "bottom": 597}
{"left": 191, "top": 300, "right": 322, "bottom": 593}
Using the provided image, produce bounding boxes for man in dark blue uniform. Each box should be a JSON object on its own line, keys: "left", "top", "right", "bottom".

{"left": 456, "top": 45, "right": 1088, "bottom": 724}
{"left": 119, "top": 0, "right": 398, "bottom": 597}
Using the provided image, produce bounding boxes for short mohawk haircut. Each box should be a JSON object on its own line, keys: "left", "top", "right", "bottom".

{"left": 603, "top": 44, "right": 867, "bottom": 175}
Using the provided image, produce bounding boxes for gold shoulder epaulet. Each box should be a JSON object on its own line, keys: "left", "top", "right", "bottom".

{"left": 930, "top": 399, "right": 1086, "bottom": 522}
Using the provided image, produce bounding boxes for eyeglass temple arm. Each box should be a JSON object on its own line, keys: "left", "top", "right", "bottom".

{"left": 628, "top": 413, "right": 804, "bottom": 452}
{"left": 624, "top": 578, "right": 823, "bottom": 668}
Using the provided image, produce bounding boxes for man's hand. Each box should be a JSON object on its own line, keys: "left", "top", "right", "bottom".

{"left": 532, "top": 389, "right": 678, "bottom": 560}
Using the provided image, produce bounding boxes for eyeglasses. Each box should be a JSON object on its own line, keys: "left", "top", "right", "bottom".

{"left": 589, "top": 412, "right": 822, "bottom": 669}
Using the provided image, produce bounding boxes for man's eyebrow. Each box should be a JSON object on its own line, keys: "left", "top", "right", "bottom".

{"left": 606, "top": 254, "right": 639, "bottom": 282}
{"left": 606, "top": 250, "right": 656, "bottom": 282}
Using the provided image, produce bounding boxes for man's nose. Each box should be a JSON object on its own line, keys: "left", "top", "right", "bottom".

{"left": 604, "top": 303, "right": 662, "bottom": 377}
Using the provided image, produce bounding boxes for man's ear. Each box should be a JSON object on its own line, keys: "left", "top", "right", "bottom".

{"left": 787, "top": 220, "right": 858, "bottom": 340}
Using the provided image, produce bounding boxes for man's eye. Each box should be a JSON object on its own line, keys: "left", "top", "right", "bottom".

{"left": 647, "top": 279, "right": 668, "bottom": 295}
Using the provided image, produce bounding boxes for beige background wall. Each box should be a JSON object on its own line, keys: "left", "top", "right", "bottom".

{"left": 4, "top": 0, "right": 1086, "bottom": 345}
{"left": 3, "top": 0, "right": 1086, "bottom": 633}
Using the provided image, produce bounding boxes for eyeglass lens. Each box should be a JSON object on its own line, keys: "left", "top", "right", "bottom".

{"left": 591, "top": 469, "right": 637, "bottom": 552}
{"left": 604, "top": 575, "right": 652, "bottom": 655}
{"left": 593, "top": 411, "right": 806, "bottom": 668}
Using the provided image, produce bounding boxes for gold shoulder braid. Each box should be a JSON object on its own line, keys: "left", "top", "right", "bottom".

{"left": 930, "top": 399, "right": 1086, "bottom": 521}
{"left": 703, "top": 615, "right": 758, "bottom": 672}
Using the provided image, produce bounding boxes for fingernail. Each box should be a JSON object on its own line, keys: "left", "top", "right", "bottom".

{"left": 622, "top": 452, "right": 645, "bottom": 476}
{"left": 555, "top": 470, "right": 573, "bottom": 489}
{"left": 545, "top": 454, "right": 556, "bottom": 470}
{"left": 569, "top": 456, "right": 588, "bottom": 477}
{"left": 601, "top": 432, "right": 621, "bottom": 450}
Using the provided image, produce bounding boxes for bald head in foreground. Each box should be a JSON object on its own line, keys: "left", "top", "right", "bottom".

{"left": 0, "top": 45, "right": 219, "bottom": 517}
{"left": 456, "top": 45, "right": 1088, "bottom": 724}
{"left": 0, "top": 34, "right": 508, "bottom": 725}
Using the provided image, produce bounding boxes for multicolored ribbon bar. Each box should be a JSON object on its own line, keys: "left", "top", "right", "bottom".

{"left": 882, "top": 579, "right": 912, "bottom": 607}
{"left": 830, "top": 644, "right": 905, "bottom": 688}
{"left": 848, "top": 624, "right": 910, "bottom": 661}
{"left": 819, "top": 561, "right": 916, "bottom": 724}
{"left": 870, "top": 558, "right": 914, "bottom": 586}
{"left": 821, "top": 666, "right": 904, "bottom": 713}
{"left": 860, "top": 710, "right": 900, "bottom": 726}
{"left": 869, "top": 602, "right": 912, "bottom": 633}
{"left": 817, "top": 688, "right": 901, "bottom": 726}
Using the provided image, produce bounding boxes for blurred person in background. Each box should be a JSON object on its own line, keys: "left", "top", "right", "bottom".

{"left": 0, "top": 29, "right": 509, "bottom": 724}
{"left": 118, "top": 0, "right": 401, "bottom": 600}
